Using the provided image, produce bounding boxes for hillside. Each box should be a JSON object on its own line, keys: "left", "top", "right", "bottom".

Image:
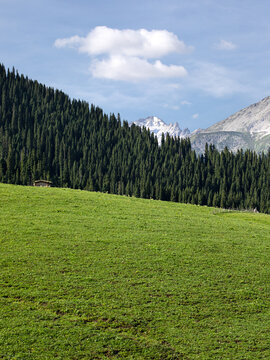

{"left": 1, "top": 184, "right": 270, "bottom": 359}
{"left": 1, "top": 64, "right": 270, "bottom": 213}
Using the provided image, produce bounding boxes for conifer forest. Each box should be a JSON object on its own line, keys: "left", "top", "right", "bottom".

{"left": 0, "top": 64, "right": 270, "bottom": 213}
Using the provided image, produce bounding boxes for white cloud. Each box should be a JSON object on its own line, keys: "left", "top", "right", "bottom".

{"left": 163, "top": 104, "right": 180, "bottom": 110}
{"left": 90, "top": 55, "right": 187, "bottom": 81}
{"left": 192, "top": 113, "right": 199, "bottom": 119}
{"left": 55, "top": 26, "right": 193, "bottom": 58}
{"left": 167, "top": 83, "right": 181, "bottom": 89}
{"left": 181, "top": 100, "right": 191, "bottom": 105}
{"left": 55, "top": 26, "right": 191, "bottom": 82}
{"left": 54, "top": 35, "right": 82, "bottom": 49}
{"left": 215, "top": 39, "right": 237, "bottom": 51}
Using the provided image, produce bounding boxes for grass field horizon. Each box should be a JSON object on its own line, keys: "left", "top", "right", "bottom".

{"left": 1, "top": 183, "right": 270, "bottom": 359}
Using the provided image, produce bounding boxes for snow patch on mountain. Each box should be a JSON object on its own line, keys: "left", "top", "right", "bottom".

{"left": 132, "top": 116, "right": 191, "bottom": 143}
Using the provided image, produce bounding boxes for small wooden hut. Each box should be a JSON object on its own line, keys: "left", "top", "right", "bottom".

{"left": 33, "top": 180, "right": 52, "bottom": 187}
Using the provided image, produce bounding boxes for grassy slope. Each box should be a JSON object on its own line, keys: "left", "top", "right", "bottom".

{"left": 0, "top": 184, "right": 270, "bottom": 359}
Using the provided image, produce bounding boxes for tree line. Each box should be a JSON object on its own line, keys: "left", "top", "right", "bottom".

{"left": 0, "top": 64, "right": 270, "bottom": 213}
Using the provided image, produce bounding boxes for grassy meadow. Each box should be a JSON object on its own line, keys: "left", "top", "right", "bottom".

{"left": 0, "top": 183, "right": 270, "bottom": 359}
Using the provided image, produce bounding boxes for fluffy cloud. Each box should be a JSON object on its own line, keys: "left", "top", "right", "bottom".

{"left": 55, "top": 26, "right": 190, "bottom": 82}
{"left": 55, "top": 26, "right": 192, "bottom": 58}
{"left": 215, "top": 39, "right": 237, "bottom": 51}
{"left": 90, "top": 55, "right": 187, "bottom": 81}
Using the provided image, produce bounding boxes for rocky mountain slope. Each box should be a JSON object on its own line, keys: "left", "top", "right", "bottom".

{"left": 191, "top": 96, "right": 270, "bottom": 153}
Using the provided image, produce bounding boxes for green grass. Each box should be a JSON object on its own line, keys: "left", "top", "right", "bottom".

{"left": 0, "top": 183, "right": 270, "bottom": 359}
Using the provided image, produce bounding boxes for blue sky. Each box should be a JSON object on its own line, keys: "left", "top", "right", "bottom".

{"left": 1, "top": 0, "right": 270, "bottom": 130}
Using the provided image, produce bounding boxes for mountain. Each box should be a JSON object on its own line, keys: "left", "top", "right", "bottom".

{"left": 135, "top": 97, "right": 270, "bottom": 153}
{"left": 131, "top": 116, "right": 190, "bottom": 143}
{"left": 191, "top": 96, "right": 270, "bottom": 153}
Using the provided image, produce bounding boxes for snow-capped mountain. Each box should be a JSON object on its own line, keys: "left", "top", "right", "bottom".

{"left": 191, "top": 96, "right": 270, "bottom": 153}
{"left": 132, "top": 116, "right": 190, "bottom": 143}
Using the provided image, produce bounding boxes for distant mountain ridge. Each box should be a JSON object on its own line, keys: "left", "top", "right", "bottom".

{"left": 134, "top": 97, "right": 270, "bottom": 153}
{"left": 132, "top": 116, "right": 191, "bottom": 144}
